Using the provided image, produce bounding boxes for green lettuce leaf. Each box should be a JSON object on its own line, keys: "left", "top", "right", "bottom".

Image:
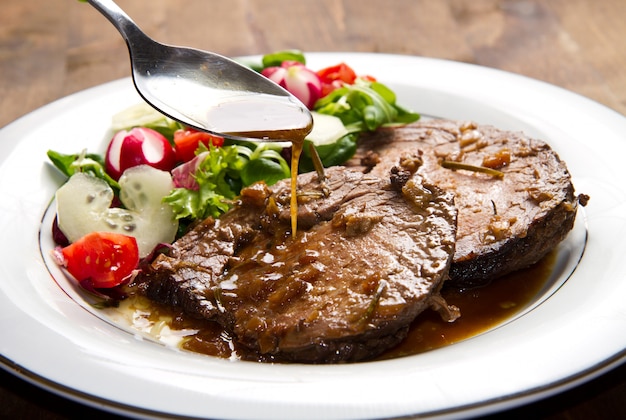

{"left": 313, "top": 78, "right": 420, "bottom": 132}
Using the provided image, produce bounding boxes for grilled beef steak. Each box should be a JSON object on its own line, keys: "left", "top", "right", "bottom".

{"left": 134, "top": 166, "right": 458, "bottom": 363}
{"left": 351, "top": 119, "right": 586, "bottom": 288}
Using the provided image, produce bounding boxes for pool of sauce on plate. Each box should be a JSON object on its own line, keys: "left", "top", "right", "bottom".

{"left": 126, "top": 250, "right": 556, "bottom": 362}
{"left": 377, "top": 250, "right": 557, "bottom": 360}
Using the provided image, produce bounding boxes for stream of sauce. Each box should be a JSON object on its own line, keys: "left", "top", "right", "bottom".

{"left": 224, "top": 115, "right": 310, "bottom": 237}
{"left": 223, "top": 130, "right": 307, "bottom": 237}
{"left": 289, "top": 138, "right": 304, "bottom": 235}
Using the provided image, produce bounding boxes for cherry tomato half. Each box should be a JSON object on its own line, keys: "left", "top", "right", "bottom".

{"left": 61, "top": 232, "right": 140, "bottom": 288}
{"left": 317, "top": 62, "right": 357, "bottom": 85}
{"left": 174, "top": 128, "right": 224, "bottom": 163}
{"left": 317, "top": 62, "right": 357, "bottom": 96}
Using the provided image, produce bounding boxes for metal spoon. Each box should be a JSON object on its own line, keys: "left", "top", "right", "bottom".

{"left": 86, "top": 0, "right": 313, "bottom": 141}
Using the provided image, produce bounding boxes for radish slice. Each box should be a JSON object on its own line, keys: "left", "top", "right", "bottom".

{"left": 105, "top": 127, "right": 177, "bottom": 180}
{"left": 262, "top": 61, "right": 322, "bottom": 109}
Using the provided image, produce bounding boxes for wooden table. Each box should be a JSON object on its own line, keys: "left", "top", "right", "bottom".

{"left": 1, "top": 0, "right": 625, "bottom": 418}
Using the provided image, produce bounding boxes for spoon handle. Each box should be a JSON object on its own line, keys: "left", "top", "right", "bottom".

{"left": 86, "top": 0, "right": 150, "bottom": 47}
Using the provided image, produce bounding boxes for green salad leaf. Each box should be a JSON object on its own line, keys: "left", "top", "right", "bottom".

{"left": 240, "top": 50, "right": 307, "bottom": 73}
{"left": 262, "top": 50, "right": 306, "bottom": 68}
{"left": 313, "top": 78, "right": 420, "bottom": 132}
{"left": 299, "top": 133, "right": 359, "bottom": 173}
{"left": 163, "top": 142, "right": 291, "bottom": 221}
{"left": 163, "top": 144, "right": 248, "bottom": 220}
{"left": 240, "top": 143, "right": 291, "bottom": 186}
{"left": 47, "top": 149, "right": 120, "bottom": 192}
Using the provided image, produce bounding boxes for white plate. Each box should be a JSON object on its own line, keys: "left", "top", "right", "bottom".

{"left": 1, "top": 53, "right": 625, "bottom": 420}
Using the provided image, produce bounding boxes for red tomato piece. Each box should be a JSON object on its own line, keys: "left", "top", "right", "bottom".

{"left": 317, "top": 62, "right": 357, "bottom": 85}
{"left": 61, "top": 232, "right": 140, "bottom": 288}
{"left": 317, "top": 62, "right": 358, "bottom": 96}
{"left": 174, "top": 128, "right": 224, "bottom": 163}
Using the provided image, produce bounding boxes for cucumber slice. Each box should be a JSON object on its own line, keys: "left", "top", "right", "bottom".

{"left": 56, "top": 165, "right": 178, "bottom": 257}
{"left": 306, "top": 112, "right": 348, "bottom": 146}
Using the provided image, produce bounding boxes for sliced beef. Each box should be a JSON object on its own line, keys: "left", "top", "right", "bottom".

{"left": 134, "top": 166, "right": 458, "bottom": 363}
{"left": 351, "top": 119, "right": 586, "bottom": 288}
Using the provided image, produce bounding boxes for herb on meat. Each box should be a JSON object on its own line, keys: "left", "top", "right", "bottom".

{"left": 440, "top": 160, "right": 505, "bottom": 178}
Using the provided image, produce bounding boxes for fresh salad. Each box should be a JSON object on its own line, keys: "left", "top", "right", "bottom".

{"left": 48, "top": 50, "right": 420, "bottom": 299}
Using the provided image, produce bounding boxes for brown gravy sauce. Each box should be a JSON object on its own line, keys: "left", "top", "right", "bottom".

{"left": 121, "top": 250, "right": 556, "bottom": 362}
{"left": 289, "top": 137, "right": 304, "bottom": 235}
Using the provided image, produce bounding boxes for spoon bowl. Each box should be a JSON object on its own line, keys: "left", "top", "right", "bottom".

{"left": 86, "top": 0, "right": 313, "bottom": 141}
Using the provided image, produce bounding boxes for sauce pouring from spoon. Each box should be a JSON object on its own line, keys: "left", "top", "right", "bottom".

{"left": 85, "top": 0, "right": 314, "bottom": 235}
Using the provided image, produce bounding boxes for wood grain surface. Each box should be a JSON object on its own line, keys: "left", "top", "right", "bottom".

{"left": 1, "top": 0, "right": 625, "bottom": 419}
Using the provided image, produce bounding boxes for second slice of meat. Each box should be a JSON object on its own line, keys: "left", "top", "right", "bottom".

{"left": 352, "top": 120, "right": 585, "bottom": 288}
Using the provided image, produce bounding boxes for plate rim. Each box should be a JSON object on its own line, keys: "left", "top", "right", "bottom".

{"left": 1, "top": 52, "right": 626, "bottom": 420}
